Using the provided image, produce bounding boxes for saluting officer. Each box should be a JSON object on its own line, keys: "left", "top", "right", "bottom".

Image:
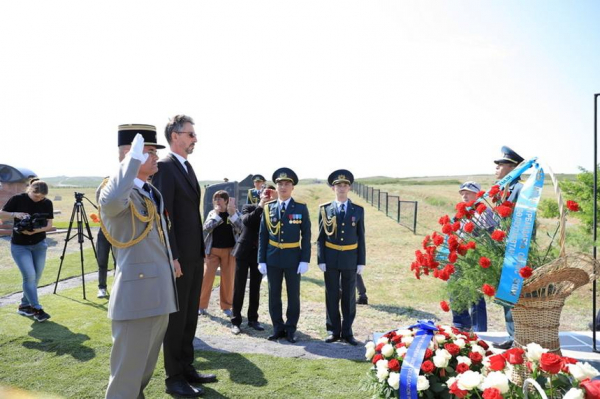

{"left": 258, "top": 167, "right": 311, "bottom": 344}
{"left": 317, "top": 170, "right": 365, "bottom": 346}
{"left": 247, "top": 174, "right": 266, "bottom": 204}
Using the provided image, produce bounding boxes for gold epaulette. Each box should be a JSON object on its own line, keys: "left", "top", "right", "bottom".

{"left": 319, "top": 201, "right": 332, "bottom": 208}
{"left": 265, "top": 199, "right": 277, "bottom": 205}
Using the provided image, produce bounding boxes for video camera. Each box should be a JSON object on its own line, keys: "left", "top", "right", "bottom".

{"left": 13, "top": 213, "right": 50, "bottom": 233}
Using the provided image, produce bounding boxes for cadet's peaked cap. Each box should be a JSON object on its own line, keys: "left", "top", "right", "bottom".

{"left": 252, "top": 174, "right": 266, "bottom": 182}
{"left": 272, "top": 167, "right": 298, "bottom": 185}
{"left": 494, "top": 146, "right": 524, "bottom": 165}
{"left": 118, "top": 124, "right": 165, "bottom": 149}
{"left": 328, "top": 169, "right": 354, "bottom": 186}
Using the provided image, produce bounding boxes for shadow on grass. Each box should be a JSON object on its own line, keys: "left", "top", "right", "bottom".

{"left": 370, "top": 304, "right": 439, "bottom": 321}
{"left": 52, "top": 292, "right": 108, "bottom": 312}
{"left": 301, "top": 276, "right": 325, "bottom": 288}
{"left": 23, "top": 321, "right": 95, "bottom": 361}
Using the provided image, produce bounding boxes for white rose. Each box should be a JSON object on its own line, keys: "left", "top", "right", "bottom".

{"left": 454, "top": 338, "right": 466, "bottom": 349}
{"left": 377, "top": 367, "right": 389, "bottom": 382}
{"left": 376, "top": 359, "right": 389, "bottom": 370}
{"left": 457, "top": 370, "right": 483, "bottom": 391}
{"left": 377, "top": 337, "right": 389, "bottom": 345}
{"left": 397, "top": 346, "right": 408, "bottom": 358}
{"left": 470, "top": 344, "right": 486, "bottom": 356}
{"left": 481, "top": 371, "right": 510, "bottom": 394}
{"left": 564, "top": 388, "right": 585, "bottom": 399}
{"left": 396, "top": 329, "right": 413, "bottom": 337}
{"left": 440, "top": 325, "right": 453, "bottom": 331}
{"left": 433, "top": 353, "right": 450, "bottom": 368}
{"left": 387, "top": 372, "right": 400, "bottom": 390}
{"left": 365, "top": 341, "right": 375, "bottom": 349}
{"left": 365, "top": 347, "right": 376, "bottom": 360}
{"left": 437, "top": 348, "right": 452, "bottom": 360}
{"left": 435, "top": 334, "right": 446, "bottom": 344}
{"left": 525, "top": 343, "right": 547, "bottom": 362}
{"left": 446, "top": 377, "right": 457, "bottom": 387}
{"left": 569, "top": 362, "right": 600, "bottom": 381}
{"left": 456, "top": 356, "right": 472, "bottom": 366}
{"left": 428, "top": 341, "right": 436, "bottom": 350}
{"left": 401, "top": 336, "right": 414, "bottom": 346}
{"left": 417, "top": 375, "right": 430, "bottom": 391}
{"left": 381, "top": 344, "right": 395, "bottom": 358}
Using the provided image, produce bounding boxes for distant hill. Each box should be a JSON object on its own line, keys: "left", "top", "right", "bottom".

{"left": 43, "top": 176, "right": 105, "bottom": 187}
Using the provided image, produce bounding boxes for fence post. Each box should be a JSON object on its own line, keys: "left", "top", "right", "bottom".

{"left": 413, "top": 202, "right": 418, "bottom": 234}
{"left": 385, "top": 194, "right": 388, "bottom": 216}
{"left": 397, "top": 199, "right": 401, "bottom": 223}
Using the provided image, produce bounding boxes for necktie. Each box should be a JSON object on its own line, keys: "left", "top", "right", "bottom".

{"left": 280, "top": 202, "right": 286, "bottom": 215}
{"left": 184, "top": 161, "right": 198, "bottom": 188}
{"left": 339, "top": 203, "right": 346, "bottom": 220}
{"left": 143, "top": 183, "right": 156, "bottom": 204}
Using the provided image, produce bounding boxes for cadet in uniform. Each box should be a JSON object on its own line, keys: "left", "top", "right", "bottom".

{"left": 258, "top": 167, "right": 311, "bottom": 343}
{"left": 317, "top": 170, "right": 365, "bottom": 346}
{"left": 246, "top": 174, "right": 266, "bottom": 204}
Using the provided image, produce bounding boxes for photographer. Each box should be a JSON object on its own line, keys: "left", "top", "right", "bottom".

{"left": 0, "top": 179, "right": 54, "bottom": 322}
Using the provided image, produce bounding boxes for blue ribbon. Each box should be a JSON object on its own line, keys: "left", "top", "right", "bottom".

{"left": 398, "top": 320, "right": 438, "bottom": 399}
{"left": 495, "top": 162, "right": 544, "bottom": 307}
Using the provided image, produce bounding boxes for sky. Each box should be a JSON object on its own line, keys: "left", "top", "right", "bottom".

{"left": 1, "top": 1, "right": 599, "bottom": 181}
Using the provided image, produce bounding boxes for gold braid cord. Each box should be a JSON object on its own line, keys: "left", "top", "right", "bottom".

{"left": 320, "top": 206, "right": 336, "bottom": 237}
{"left": 98, "top": 184, "right": 165, "bottom": 249}
{"left": 264, "top": 203, "right": 281, "bottom": 236}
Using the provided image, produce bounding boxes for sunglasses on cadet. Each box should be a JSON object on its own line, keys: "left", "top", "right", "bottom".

{"left": 175, "top": 131, "right": 197, "bottom": 138}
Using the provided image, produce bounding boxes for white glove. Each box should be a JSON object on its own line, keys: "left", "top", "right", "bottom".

{"left": 357, "top": 265, "right": 365, "bottom": 275}
{"left": 297, "top": 262, "right": 309, "bottom": 274}
{"left": 258, "top": 263, "right": 267, "bottom": 275}
{"left": 318, "top": 263, "right": 326, "bottom": 272}
{"left": 129, "top": 133, "right": 149, "bottom": 163}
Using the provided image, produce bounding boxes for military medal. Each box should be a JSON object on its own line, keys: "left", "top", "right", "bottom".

{"left": 352, "top": 216, "right": 356, "bottom": 226}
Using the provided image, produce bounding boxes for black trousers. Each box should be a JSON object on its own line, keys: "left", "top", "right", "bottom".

{"left": 163, "top": 259, "right": 204, "bottom": 380}
{"left": 324, "top": 268, "right": 357, "bottom": 337}
{"left": 231, "top": 257, "right": 263, "bottom": 326}
{"left": 356, "top": 273, "right": 367, "bottom": 299}
{"left": 96, "top": 229, "right": 112, "bottom": 289}
{"left": 267, "top": 266, "right": 301, "bottom": 335}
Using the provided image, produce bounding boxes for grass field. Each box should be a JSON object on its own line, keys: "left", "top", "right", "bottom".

{"left": 0, "top": 178, "right": 596, "bottom": 398}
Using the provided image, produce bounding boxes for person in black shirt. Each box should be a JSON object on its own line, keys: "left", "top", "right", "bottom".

{"left": 199, "top": 190, "right": 242, "bottom": 317}
{"left": 0, "top": 179, "right": 54, "bottom": 322}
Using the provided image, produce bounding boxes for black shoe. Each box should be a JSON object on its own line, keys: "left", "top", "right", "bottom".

{"left": 286, "top": 331, "right": 297, "bottom": 344}
{"left": 589, "top": 322, "right": 600, "bottom": 331}
{"left": 267, "top": 331, "right": 286, "bottom": 341}
{"left": 343, "top": 336, "right": 359, "bottom": 346}
{"left": 166, "top": 379, "right": 203, "bottom": 397}
{"left": 231, "top": 325, "right": 241, "bottom": 335}
{"left": 493, "top": 340, "right": 514, "bottom": 350}
{"left": 248, "top": 321, "right": 265, "bottom": 331}
{"left": 357, "top": 297, "right": 368, "bottom": 305}
{"left": 184, "top": 370, "right": 217, "bottom": 384}
{"left": 325, "top": 334, "right": 341, "bottom": 343}
{"left": 33, "top": 308, "right": 51, "bottom": 322}
{"left": 17, "top": 305, "right": 34, "bottom": 317}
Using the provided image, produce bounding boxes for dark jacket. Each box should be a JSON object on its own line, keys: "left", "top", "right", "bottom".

{"left": 232, "top": 204, "right": 263, "bottom": 260}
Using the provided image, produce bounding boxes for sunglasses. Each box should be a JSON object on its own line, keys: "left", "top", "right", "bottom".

{"left": 175, "top": 131, "right": 197, "bottom": 138}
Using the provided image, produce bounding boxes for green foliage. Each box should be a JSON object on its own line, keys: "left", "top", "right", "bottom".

{"left": 538, "top": 198, "right": 559, "bottom": 218}
{"left": 559, "top": 166, "right": 599, "bottom": 231}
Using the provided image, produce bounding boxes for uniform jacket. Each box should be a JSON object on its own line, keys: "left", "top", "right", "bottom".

{"left": 258, "top": 198, "right": 311, "bottom": 268}
{"left": 152, "top": 154, "right": 205, "bottom": 262}
{"left": 203, "top": 209, "right": 243, "bottom": 256}
{"left": 246, "top": 188, "right": 260, "bottom": 205}
{"left": 96, "top": 155, "right": 178, "bottom": 321}
{"left": 231, "top": 204, "right": 263, "bottom": 260}
{"left": 317, "top": 199, "right": 366, "bottom": 269}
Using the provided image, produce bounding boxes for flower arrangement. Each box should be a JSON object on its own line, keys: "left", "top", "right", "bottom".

{"left": 362, "top": 324, "right": 600, "bottom": 398}
{"left": 410, "top": 182, "right": 580, "bottom": 312}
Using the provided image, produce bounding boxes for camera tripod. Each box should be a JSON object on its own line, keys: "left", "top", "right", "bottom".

{"left": 53, "top": 192, "right": 98, "bottom": 299}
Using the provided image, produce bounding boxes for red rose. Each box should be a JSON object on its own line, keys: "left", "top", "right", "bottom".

{"left": 519, "top": 266, "right": 533, "bottom": 279}
{"left": 488, "top": 354, "right": 507, "bottom": 371}
{"left": 449, "top": 381, "right": 469, "bottom": 398}
{"left": 391, "top": 335, "right": 402, "bottom": 344}
{"left": 482, "top": 284, "right": 496, "bottom": 297}
{"left": 469, "top": 352, "right": 483, "bottom": 363}
{"left": 502, "top": 347, "right": 525, "bottom": 365}
{"left": 442, "top": 223, "right": 453, "bottom": 234}
{"left": 482, "top": 387, "right": 503, "bottom": 399}
{"left": 424, "top": 348, "right": 433, "bottom": 359}
{"left": 581, "top": 378, "right": 600, "bottom": 398}
{"left": 539, "top": 352, "right": 563, "bottom": 374}
{"left": 375, "top": 343, "right": 385, "bottom": 352}
{"left": 445, "top": 343, "right": 460, "bottom": 356}
{"left": 476, "top": 203, "right": 487, "bottom": 214}
{"left": 456, "top": 363, "right": 470, "bottom": 374}
{"left": 421, "top": 360, "right": 435, "bottom": 373}
{"left": 478, "top": 340, "right": 489, "bottom": 350}
{"left": 495, "top": 205, "right": 513, "bottom": 218}
{"left": 566, "top": 200, "right": 580, "bottom": 212}
{"left": 372, "top": 354, "right": 383, "bottom": 364}
{"left": 491, "top": 230, "right": 506, "bottom": 241}
{"left": 562, "top": 356, "right": 577, "bottom": 372}
{"left": 479, "top": 256, "right": 491, "bottom": 269}
{"left": 388, "top": 358, "right": 400, "bottom": 372}
{"left": 440, "top": 301, "right": 450, "bottom": 312}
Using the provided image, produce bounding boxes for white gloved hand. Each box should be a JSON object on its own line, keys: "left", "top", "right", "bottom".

{"left": 357, "top": 265, "right": 365, "bottom": 275}
{"left": 318, "top": 263, "right": 326, "bottom": 272}
{"left": 129, "top": 133, "right": 149, "bottom": 163}
{"left": 258, "top": 263, "right": 267, "bottom": 275}
{"left": 297, "top": 262, "right": 309, "bottom": 274}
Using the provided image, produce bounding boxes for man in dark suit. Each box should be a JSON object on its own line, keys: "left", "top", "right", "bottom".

{"left": 152, "top": 115, "right": 216, "bottom": 398}
{"left": 258, "top": 167, "right": 311, "bottom": 343}
{"left": 230, "top": 184, "right": 277, "bottom": 334}
{"left": 317, "top": 170, "right": 366, "bottom": 346}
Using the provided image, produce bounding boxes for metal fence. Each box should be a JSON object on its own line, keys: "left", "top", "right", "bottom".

{"left": 353, "top": 182, "right": 418, "bottom": 233}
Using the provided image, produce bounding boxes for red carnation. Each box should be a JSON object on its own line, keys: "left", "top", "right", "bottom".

{"left": 476, "top": 190, "right": 485, "bottom": 198}
{"left": 482, "top": 388, "right": 503, "bottom": 399}
{"left": 482, "top": 284, "right": 496, "bottom": 297}
{"left": 495, "top": 205, "right": 513, "bottom": 218}
{"left": 469, "top": 351, "right": 483, "bottom": 363}
{"left": 466, "top": 241, "right": 476, "bottom": 250}
{"left": 491, "top": 230, "right": 506, "bottom": 241}
{"left": 420, "top": 360, "right": 435, "bottom": 373}
{"left": 456, "top": 363, "right": 470, "bottom": 374}
{"left": 519, "top": 266, "right": 533, "bottom": 279}
{"left": 448, "top": 251, "right": 458, "bottom": 263}
{"left": 489, "top": 185, "right": 500, "bottom": 196}
{"left": 488, "top": 354, "right": 507, "bottom": 371}
{"left": 457, "top": 244, "right": 468, "bottom": 256}
{"left": 445, "top": 343, "right": 460, "bottom": 356}
{"left": 440, "top": 301, "right": 450, "bottom": 312}
{"left": 463, "top": 222, "right": 475, "bottom": 233}
{"left": 479, "top": 257, "right": 492, "bottom": 269}
{"left": 422, "top": 235, "right": 430, "bottom": 249}
{"left": 449, "top": 381, "right": 469, "bottom": 398}
{"left": 502, "top": 347, "right": 525, "bottom": 365}
{"left": 452, "top": 221, "right": 461, "bottom": 232}
{"left": 439, "top": 215, "right": 450, "bottom": 225}
{"left": 388, "top": 358, "right": 400, "bottom": 372}
{"left": 432, "top": 233, "right": 444, "bottom": 246}
{"left": 539, "top": 352, "right": 563, "bottom": 374}
{"left": 442, "top": 223, "right": 453, "bottom": 235}
{"left": 567, "top": 200, "right": 580, "bottom": 212}
{"left": 372, "top": 354, "right": 383, "bottom": 364}
{"left": 476, "top": 203, "right": 487, "bottom": 214}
